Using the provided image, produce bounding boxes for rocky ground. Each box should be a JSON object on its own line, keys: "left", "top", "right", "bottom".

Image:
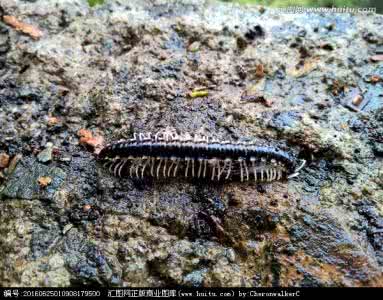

{"left": 0, "top": 0, "right": 382, "bottom": 287}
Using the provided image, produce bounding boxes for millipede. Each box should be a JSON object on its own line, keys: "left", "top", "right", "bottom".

{"left": 98, "top": 132, "right": 306, "bottom": 182}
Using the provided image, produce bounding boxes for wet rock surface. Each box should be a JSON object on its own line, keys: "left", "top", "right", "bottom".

{"left": 0, "top": 0, "right": 382, "bottom": 287}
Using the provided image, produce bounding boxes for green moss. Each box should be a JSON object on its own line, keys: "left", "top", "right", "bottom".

{"left": 88, "top": 0, "right": 105, "bottom": 7}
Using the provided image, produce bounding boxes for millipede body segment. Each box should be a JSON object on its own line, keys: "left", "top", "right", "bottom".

{"left": 98, "top": 132, "right": 306, "bottom": 182}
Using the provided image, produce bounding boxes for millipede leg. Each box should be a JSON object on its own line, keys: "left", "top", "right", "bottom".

{"left": 108, "top": 160, "right": 115, "bottom": 173}
{"left": 277, "top": 168, "right": 282, "bottom": 180}
{"left": 239, "top": 159, "right": 244, "bottom": 182}
{"left": 197, "top": 159, "right": 203, "bottom": 178}
{"left": 141, "top": 158, "right": 149, "bottom": 178}
{"left": 211, "top": 160, "right": 220, "bottom": 180}
{"left": 217, "top": 162, "right": 222, "bottom": 181}
{"left": 216, "top": 161, "right": 222, "bottom": 180}
{"left": 295, "top": 159, "right": 306, "bottom": 172}
{"left": 243, "top": 160, "right": 249, "bottom": 181}
{"left": 150, "top": 158, "right": 155, "bottom": 177}
{"left": 163, "top": 158, "right": 168, "bottom": 177}
{"left": 118, "top": 159, "right": 128, "bottom": 177}
{"left": 260, "top": 168, "right": 264, "bottom": 181}
{"left": 156, "top": 158, "right": 163, "bottom": 178}
{"left": 225, "top": 159, "right": 232, "bottom": 180}
{"left": 135, "top": 158, "right": 142, "bottom": 178}
{"left": 272, "top": 168, "right": 277, "bottom": 181}
{"left": 168, "top": 158, "right": 176, "bottom": 177}
{"left": 218, "top": 159, "right": 228, "bottom": 181}
{"left": 191, "top": 159, "right": 195, "bottom": 177}
{"left": 109, "top": 159, "right": 119, "bottom": 174}
{"left": 111, "top": 160, "right": 120, "bottom": 175}
{"left": 185, "top": 158, "right": 190, "bottom": 177}
{"left": 203, "top": 159, "right": 207, "bottom": 178}
{"left": 251, "top": 158, "right": 257, "bottom": 182}
{"left": 113, "top": 160, "right": 124, "bottom": 177}
{"left": 103, "top": 160, "right": 113, "bottom": 168}
{"left": 173, "top": 159, "right": 180, "bottom": 177}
